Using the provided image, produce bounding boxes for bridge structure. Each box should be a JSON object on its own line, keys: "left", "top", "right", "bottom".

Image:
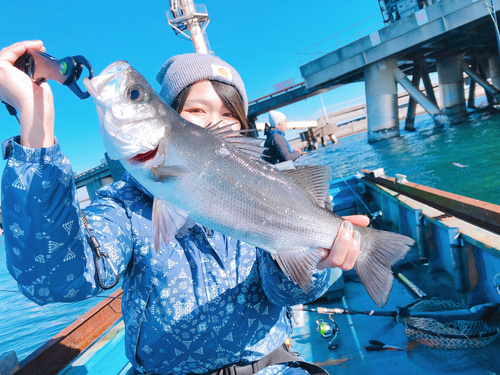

{"left": 248, "top": 0, "right": 500, "bottom": 142}
{"left": 74, "top": 154, "right": 125, "bottom": 203}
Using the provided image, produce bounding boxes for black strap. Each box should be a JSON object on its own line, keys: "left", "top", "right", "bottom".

{"left": 195, "top": 344, "right": 328, "bottom": 375}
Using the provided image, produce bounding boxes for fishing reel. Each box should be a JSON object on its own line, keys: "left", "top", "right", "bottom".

{"left": 316, "top": 314, "right": 340, "bottom": 350}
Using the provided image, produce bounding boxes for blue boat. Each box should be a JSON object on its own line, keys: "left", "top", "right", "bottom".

{"left": 3, "top": 169, "right": 500, "bottom": 374}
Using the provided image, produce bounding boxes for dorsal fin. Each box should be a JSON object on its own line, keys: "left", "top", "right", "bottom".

{"left": 206, "top": 122, "right": 266, "bottom": 158}
{"left": 282, "top": 165, "right": 332, "bottom": 208}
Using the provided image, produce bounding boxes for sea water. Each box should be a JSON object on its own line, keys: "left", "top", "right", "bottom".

{"left": 296, "top": 108, "right": 500, "bottom": 205}
{"left": 1, "top": 106, "right": 500, "bottom": 362}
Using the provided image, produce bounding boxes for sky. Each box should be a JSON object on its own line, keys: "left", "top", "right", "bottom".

{"left": 0, "top": 1, "right": 382, "bottom": 173}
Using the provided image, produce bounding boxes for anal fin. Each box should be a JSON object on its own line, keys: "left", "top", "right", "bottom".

{"left": 272, "top": 248, "right": 325, "bottom": 292}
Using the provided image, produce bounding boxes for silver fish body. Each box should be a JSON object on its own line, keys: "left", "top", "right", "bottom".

{"left": 84, "top": 61, "right": 415, "bottom": 307}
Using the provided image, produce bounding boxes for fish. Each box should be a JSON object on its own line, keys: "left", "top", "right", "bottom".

{"left": 83, "top": 61, "right": 415, "bottom": 307}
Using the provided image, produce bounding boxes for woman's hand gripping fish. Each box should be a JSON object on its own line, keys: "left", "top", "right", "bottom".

{"left": 83, "top": 61, "right": 415, "bottom": 307}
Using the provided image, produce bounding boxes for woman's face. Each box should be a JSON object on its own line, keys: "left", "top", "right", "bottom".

{"left": 180, "top": 80, "right": 241, "bottom": 131}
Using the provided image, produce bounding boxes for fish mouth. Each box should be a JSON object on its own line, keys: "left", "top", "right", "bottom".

{"left": 83, "top": 60, "right": 131, "bottom": 102}
{"left": 130, "top": 146, "right": 159, "bottom": 163}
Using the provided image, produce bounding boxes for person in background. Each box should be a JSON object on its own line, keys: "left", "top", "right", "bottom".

{"left": 263, "top": 110, "right": 302, "bottom": 165}
{"left": 0, "top": 40, "right": 369, "bottom": 375}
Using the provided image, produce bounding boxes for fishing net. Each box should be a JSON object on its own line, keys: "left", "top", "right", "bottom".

{"left": 398, "top": 299, "right": 500, "bottom": 350}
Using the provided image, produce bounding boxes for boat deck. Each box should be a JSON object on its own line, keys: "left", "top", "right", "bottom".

{"left": 293, "top": 263, "right": 500, "bottom": 374}
{"left": 11, "top": 173, "right": 500, "bottom": 375}
{"left": 57, "top": 252, "right": 500, "bottom": 375}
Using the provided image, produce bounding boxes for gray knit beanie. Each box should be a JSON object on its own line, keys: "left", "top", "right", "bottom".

{"left": 156, "top": 53, "right": 248, "bottom": 115}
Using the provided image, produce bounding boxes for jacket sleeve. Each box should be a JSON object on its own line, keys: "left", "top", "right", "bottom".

{"left": 271, "top": 135, "right": 300, "bottom": 163}
{"left": 2, "top": 136, "right": 133, "bottom": 305}
{"left": 257, "top": 248, "right": 335, "bottom": 306}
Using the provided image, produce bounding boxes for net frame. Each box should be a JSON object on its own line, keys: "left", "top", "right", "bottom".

{"left": 398, "top": 299, "right": 500, "bottom": 350}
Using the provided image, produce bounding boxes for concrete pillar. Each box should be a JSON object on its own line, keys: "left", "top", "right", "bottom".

{"left": 364, "top": 58, "right": 399, "bottom": 143}
{"left": 468, "top": 60, "right": 477, "bottom": 109}
{"left": 105, "top": 153, "right": 126, "bottom": 182}
{"left": 436, "top": 55, "right": 466, "bottom": 116}
{"left": 86, "top": 179, "right": 103, "bottom": 200}
{"left": 488, "top": 56, "right": 500, "bottom": 89}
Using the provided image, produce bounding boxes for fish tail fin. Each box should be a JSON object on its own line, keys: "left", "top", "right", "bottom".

{"left": 355, "top": 226, "right": 415, "bottom": 307}
{"left": 272, "top": 248, "right": 325, "bottom": 292}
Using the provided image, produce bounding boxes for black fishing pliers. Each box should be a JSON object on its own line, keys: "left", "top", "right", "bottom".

{"left": 2, "top": 48, "right": 94, "bottom": 121}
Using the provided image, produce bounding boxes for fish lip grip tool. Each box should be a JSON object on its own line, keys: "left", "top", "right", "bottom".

{"left": 14, "top": 48, "right": 94, "bottom": 99}
{"left": 2, "top": 49, "right": 94, "bottom": 122}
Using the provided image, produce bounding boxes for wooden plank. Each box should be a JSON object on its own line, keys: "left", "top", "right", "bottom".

{"left": 361, "top": 169, "right": 500, "bottom": 235}
{"left": 17, "top": 288, "right": 123, "bottom": 375}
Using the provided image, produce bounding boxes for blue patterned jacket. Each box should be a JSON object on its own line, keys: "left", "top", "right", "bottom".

{"left": 1, "top": 137, "right": 333, "bottom": 375}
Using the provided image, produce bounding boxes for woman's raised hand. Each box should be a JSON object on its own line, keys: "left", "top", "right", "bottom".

{"left": 0, "top": 40, "right": 55, "bottom": 147}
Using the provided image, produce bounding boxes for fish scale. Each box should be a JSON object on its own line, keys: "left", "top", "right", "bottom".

{"left": 154, "top": 121, "right": 336, "bottom": 251}
{"left": 83, "top": 60, "right": 415, "bottom": 307}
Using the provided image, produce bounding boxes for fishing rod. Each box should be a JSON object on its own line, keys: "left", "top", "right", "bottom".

{"left": 302, "top": 306, "right": 396, "bottom": 317}
{"left": 338, "top": 173, "right": 382, "bottom": 221}
{"left": 300, "top": 302, "right": 500, "bottom": 323}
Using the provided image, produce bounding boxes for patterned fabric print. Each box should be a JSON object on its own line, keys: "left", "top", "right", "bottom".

{"left": 1, "top": 137, "right": 332, "bottom": 375}
{"left": 258, "top": 249, "right": 332, "bottom": 307}
{"left": 2, "top": 137, "right": 100, "bottom": 304}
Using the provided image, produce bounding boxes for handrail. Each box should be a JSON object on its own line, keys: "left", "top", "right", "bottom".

{"left": 248, "top": 81, "right": 305, "bottom": 105}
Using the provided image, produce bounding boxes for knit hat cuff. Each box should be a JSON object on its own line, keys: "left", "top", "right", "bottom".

{"left": 156, "top": 53, "right": 248, "bottom": 114}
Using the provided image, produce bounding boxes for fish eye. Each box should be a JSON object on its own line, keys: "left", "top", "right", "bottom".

{"left": 127, "top": 85, "right": 149, "bottom": 102}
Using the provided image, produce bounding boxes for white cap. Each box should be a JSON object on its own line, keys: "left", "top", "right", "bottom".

{"left": 268, "top": 110, "right": 286, "bottom": 128}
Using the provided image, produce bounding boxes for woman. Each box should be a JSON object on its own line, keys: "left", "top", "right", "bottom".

{"left": 0, "top": 40, "right": 368, "bottom": 375}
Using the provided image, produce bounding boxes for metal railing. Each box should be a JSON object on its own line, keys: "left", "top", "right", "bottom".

{"left": 310, "top": 96, "right": 367, "bottom": 120}
{"left": 297, "top": 12, "right": 385, "bottom": 65}
{"left": 248, "top": 80, "right": 305, "bottom": 104}
{"left": 75, "top": 161, "right": 108, "bottom": 179}
{"left": 256, "top": 114, "right": 314, "bottom": 123}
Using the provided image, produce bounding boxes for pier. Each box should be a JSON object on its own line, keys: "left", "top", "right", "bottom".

{"left": 249, "top": 0, "right": 500, "bottom": 143}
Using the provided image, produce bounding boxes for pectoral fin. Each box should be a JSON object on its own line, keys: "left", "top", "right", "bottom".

{"left": 151, "top": 165, "right": 190, "bottom": 181}
{"left": 152, "top": 198, "right": 190, "bottom": 251}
